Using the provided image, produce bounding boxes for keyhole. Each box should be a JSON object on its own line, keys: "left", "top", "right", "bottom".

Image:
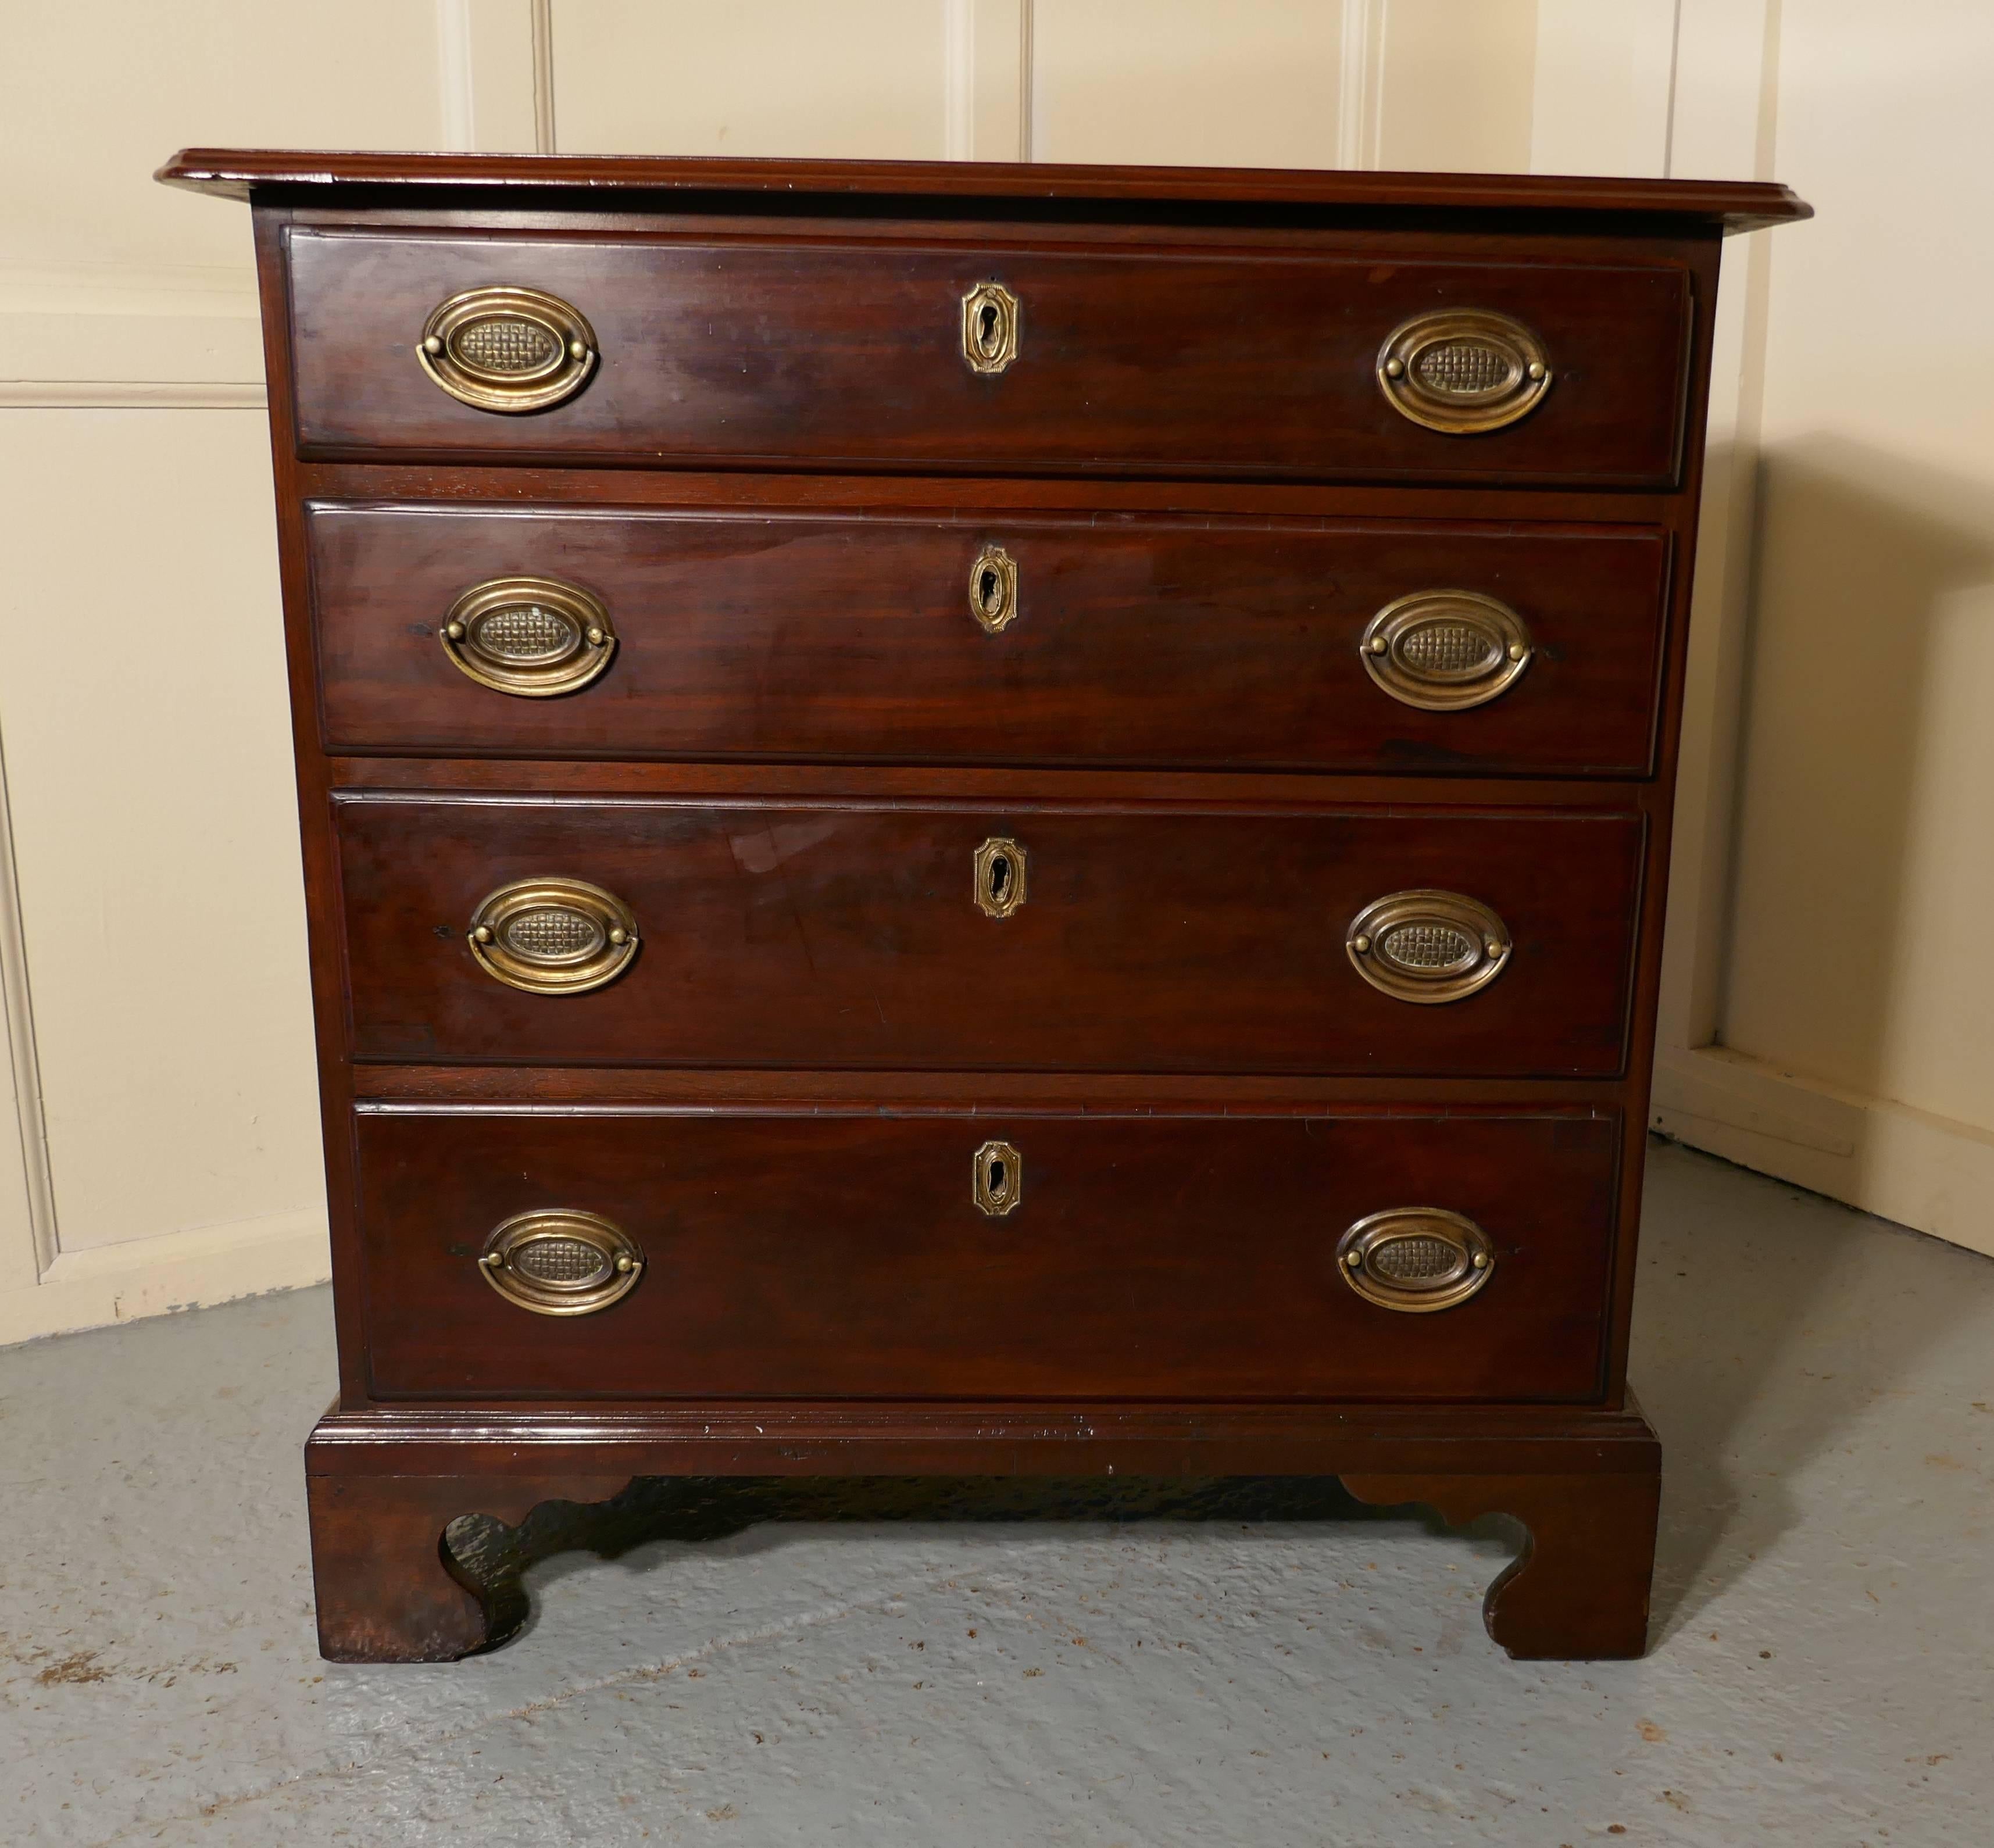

{"left": 978, "top": 302, "right": 1000, "bottom": 353}
{"left": 979, "top": 567, "right": 1002, "bottom": 613}
{"left": 987, "top": 1157, "right": 1007, "bottom": 1196}
{"left": 974, "top": 836, "right": 1025, "bottom": 918}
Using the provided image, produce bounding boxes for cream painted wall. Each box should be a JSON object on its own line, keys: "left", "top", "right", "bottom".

{"left": 1031, "top": 1, "right": 1345, "bottom": 168}
{"left": 3, "top": 0, "right": 1979, "bottom": 1345}
{"left": 0, "top": 0, "right": 498, "bottom": 1342}
{"left": 1378, "top": 0, "right": 1536, "bottom": 175}
{"left": 0, "top": 412, "right": 315, "bottom": 1253}
{"left": 553, "top": 0, "right": 1538, "bottom": 173}
{"left": 1646, "top": 0, "right": 1994, "bottom": 1253}
{"left": 5, "top": 4, "right": 439, "bottom": 278}
{"left": 1729, "top": 1, "right": 1994, "bottom": 1113}
{"left": 555, "top": 1, "right": 949, "bottom": 159}
{"left": 1033, "top": 0, "right": 1535, "bottom": 172}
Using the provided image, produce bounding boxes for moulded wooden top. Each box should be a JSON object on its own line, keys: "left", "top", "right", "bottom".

{"left": 156, "top": 148, "right": 1809, "bottom": 234}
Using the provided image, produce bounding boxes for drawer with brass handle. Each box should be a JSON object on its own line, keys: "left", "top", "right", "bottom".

{"left": 353, "top": 1104, "right": 1618, "bottom": 1402}
{"left": 334, "top": 793, "right": 1643, "bottom": 1077}
{"left": 307, "top": 503, "right": 1670, "bottom": 775}
{"left": 285, "top": 228, "right": 1691, "bottom": 484}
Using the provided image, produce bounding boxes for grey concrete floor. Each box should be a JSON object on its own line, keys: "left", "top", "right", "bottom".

{"left": 2, "top": 1139, "right": 1989, "bottom": 1847}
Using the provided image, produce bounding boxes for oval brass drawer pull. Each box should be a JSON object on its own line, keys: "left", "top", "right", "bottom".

{"left": 417, "top": 285, "right": 598, "bottom": 413}
{"left": 969, "top": 545, "right": 1019, "bottom": 633}
{"left": 1360, "top": 589, "right": 1532, "bottom": 712}
{"left": 973, "top": 1139, "right": 1023, "bottom": 1217}
{"left": 962, "top": 281, "right": 1020, "bottom": 374}
{"left": 1337, "top": 1208, "right": 1494, "bottom": 1313}
{"left": 468, "top": 876, "right": 638, "bottom": 996}
{"left": 478, "top": 1209, "right": 644, "bottom": 1315}
{"left": 1347, "top": 889, "right": 1510, "bottom": 1004}
{"left": 441, "top": 576, "right": 616, "bottom": 696}
{"left": 1377, "top": 308, "right": 1550, "bottom": 434}
{"left": 974, "top": 836, "right": 1027, "bottom": 919}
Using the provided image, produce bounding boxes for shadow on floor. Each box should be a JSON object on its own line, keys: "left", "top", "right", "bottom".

{"left": 446, "top": 1475, "right": 1511, "bottom": 1655}
{"left": 1635, "top": 1145, "right": 1993, "bottom": 1645}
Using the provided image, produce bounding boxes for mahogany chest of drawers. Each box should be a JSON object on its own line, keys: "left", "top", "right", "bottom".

{"left": 161, "top": 149, "right": 1807, "bottom": 1663}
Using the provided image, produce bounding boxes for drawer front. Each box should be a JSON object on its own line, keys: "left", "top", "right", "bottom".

{"left": 335, "top": 796, "right": 1643, "bottom": 1077}
{"left": 355, "top": 1106, "right": 1620, "bottom": 1402}
{"left": 288, "top": 229, "right": 1692, "bottom": 485}
{"left": 311, "top": 504, "right": 1671, "bottom": 776}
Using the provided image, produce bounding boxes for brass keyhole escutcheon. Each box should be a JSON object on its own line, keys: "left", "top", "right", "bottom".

{"left": 974, "top": 836, "right": 1027, "bottom": 919}
{"left": 973, "top": 1139, "right": 1023, "bottom": 1217}
{"left": 961, "top": 281, "right": 1020, "bottom": 374}
{"left": 968, "top": 545, "right": 1019, "bottom": 634}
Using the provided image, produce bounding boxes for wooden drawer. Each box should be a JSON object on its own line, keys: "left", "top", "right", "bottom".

{"left": 309, "top": 503, "right": 1671, "bottom": 777}
{"left": 287, "top": 228, "right": 1692, "bottom": 486}
{"left": 354, "top": 1104, "right": 1620, "bottom": 1402}
{"left": 334, "top": 794, "right": 1643, "bottom": 1077}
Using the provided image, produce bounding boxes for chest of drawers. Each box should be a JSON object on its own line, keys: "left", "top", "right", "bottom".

{"left": 161, "top": 149, "right": 1807, "bottom": 1664}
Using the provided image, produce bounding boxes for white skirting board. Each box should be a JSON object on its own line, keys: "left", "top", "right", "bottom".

{"left": 1652, "top": 1046, "right": 1994, "bottom": 1261}
{"left": 0, "top": 1209, "right": 329, "bottom": 1349}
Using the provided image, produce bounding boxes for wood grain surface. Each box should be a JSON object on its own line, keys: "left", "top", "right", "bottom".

{"left": 352, "top": 1105, "right": 1619, "bottom": 1402}
{"left": 309, "top": 502, "right": 1670, "bottom": 774}
{"left": 333, "top": 793, "right": 1645, "bottom": 1075}
{"left": 159, "top": 147, "right": 1810, "bottom": 234}
{"left": 287, "top": 228, "right": 1692, "bottom": 484}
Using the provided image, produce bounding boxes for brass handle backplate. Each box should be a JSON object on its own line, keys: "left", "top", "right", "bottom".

{"left": 1337, "top": 1208, "right": 1494, "bottom": 1313}
{"left": 1360, "top": 589, "right": 1532, "bottom": 712}
{"left": 418, "top": 285, "right": 598, "bottom": 413}
{"left": 1347, "top": 888, "right": 1510, "bottom": 1004}
{"left": 468, "top": 876, "right": 638, "bottom": 996}
{"left": 1377, "top": 308, "right": 1550, "bottom": 434}
{"left": 974, "top": 837, "right": 1027, "bottom": 919}
{"left": 479, "top": 1209, "right": 644, "bottom": 1316}
{"left": 969, "top": 545, "right": 1019, "bottom": 633}
{"left": 442, "top": 576, "right": 616, "bottom": 696}
{"left": 973, "top": 1140, "right": 1023, "bottom": 1217}
{"left": 962, "top": 281, "right": 1020, "bottom": 374}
